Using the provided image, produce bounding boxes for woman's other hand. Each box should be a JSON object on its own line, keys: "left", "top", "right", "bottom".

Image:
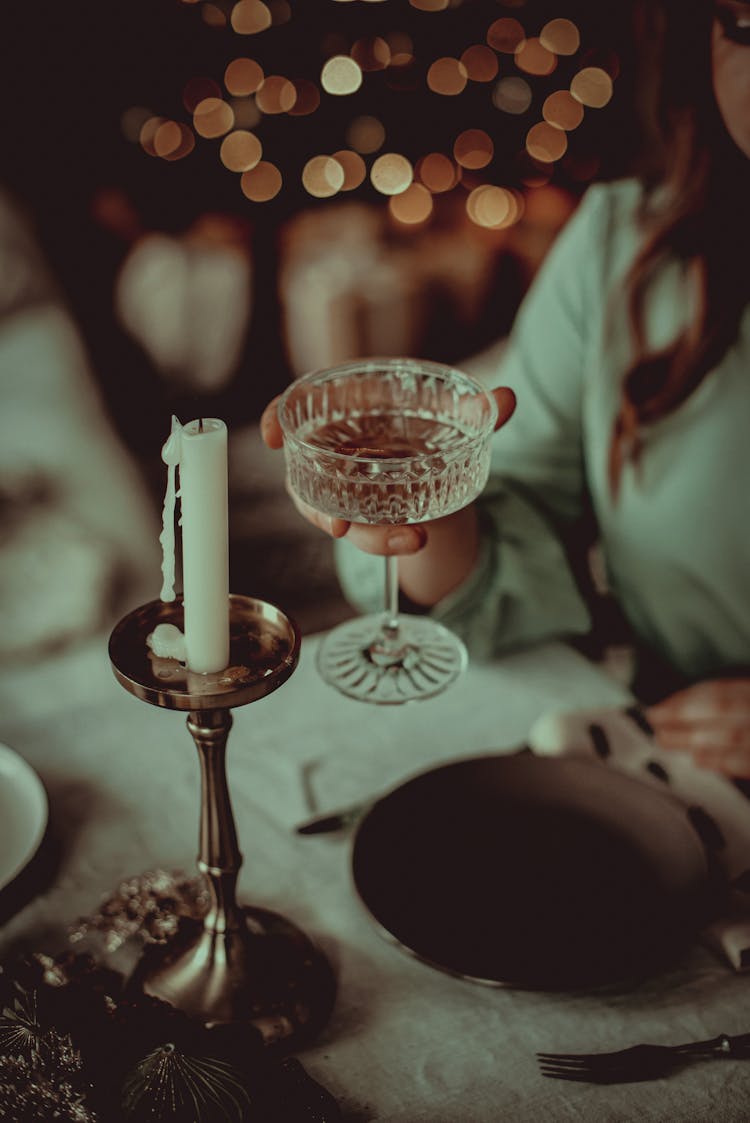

{"left": 647, "top": 678, "right": 750, "bottom": 778}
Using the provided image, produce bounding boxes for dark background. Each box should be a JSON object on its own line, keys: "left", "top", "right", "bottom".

{"left": 1, "top": 0, "right": 639, "bottom": 456}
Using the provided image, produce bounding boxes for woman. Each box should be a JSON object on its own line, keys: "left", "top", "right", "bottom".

{"left": 262, "top": 0, "right": 750, "bottom": 775}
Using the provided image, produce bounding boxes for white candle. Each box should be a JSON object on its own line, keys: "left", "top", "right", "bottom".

{"left": 180, "top": 418, "right": 230, "bottom": 673}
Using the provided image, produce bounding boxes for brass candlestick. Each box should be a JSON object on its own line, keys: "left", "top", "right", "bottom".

{"left": 108, "top": 594, "right": 335, "bottom": 1047}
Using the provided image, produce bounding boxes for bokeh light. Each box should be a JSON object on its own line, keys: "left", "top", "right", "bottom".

{"left": 202, "top": 4, "right": 227, "bottom": 28}
{"left": 467, "top": 185, "right": 511, "bottom": 228}
{"left": 240, "top": 161, "right": 282, "bottom": 200}
{"left": 220, "top": 129, "right": 262, "bottom": 171}
{"left": 321, "top": 56, "right": 363, "bottom": 95}
{"left": 183, "top": 77, "right": 223, "bottom": 113}
{"left": 579, "top": 46, "right": 621, "bottom": 80}
{"left": 386, "top": 31, "right": 414, "bottom": 66}
{"left": 460, "top": 45, "right": 499, "bottom": 82}
{"left": 346, "top": 115, "right": 385, "bottom": 154}
{"left": 231, "top": 0, "right": 272, "bottom": 34}
{"left": 486, "top": 18, "right": 525, "bottom": 54}
{"left": 351, "top": 36, "right": 391, "bottom": 72}
{"left": 302, "top": 155, "right": 345, "bottom": 198}
{"left": 427, "top": 58, "right": 468, "bottom": 96}
{"left": 287, "top": 79, "right": 320, "bottom": 116}
{"left": 256, "top": 75, "right": 297, "bottom": 113}
{"left": 514, "top": 38, "right": 557, "bottom": 77}
{"left": 540, "top": 18, "right": 580, "bottom": 56}
{"left": 193, "top": 97, "right": 235, "bottom": 138}
{"left": 370, "top": 153, "right": 413, "bottom": 195}
{"left": 526, "top": 121, "right": 568, "bottom": 162}
{"left": 389, "top": 183, "right": 433, "bottom": 224}
{"left": 224, "top": 58, "right": 264, "bottom": 96}
{"left": 229, "top": 97, "right": 262, "bottom": 128}
{"left": 121, "top": 106, "right": 152, "bottom": 143}
{"left": 570, "top": 66, "right": 613, "bottom": 108}
{"left": 492, "top": 75, "right": 532, "bottom": 114}
{"left": 268, "top": 0, "right": 291, "bottom": 23}
{"left": 332, "top": 149, "right": 367, "bottom": 190}
{"left": 139, "top": 117, "right": 167, "bottom": 157}
{"left": 154, "top": 121, "right": 196, "bottom": 161}
{"left": 409, "top": 0, "right": 449, "bottom": 10}
{"left": 453, "top": 129, "right": 494, "bottom": 170}
{"left": 542, "top": 90, "right": 584, "bottom": 131}
{"left": 416, "top": 152, "right": 460, "bottom": 192}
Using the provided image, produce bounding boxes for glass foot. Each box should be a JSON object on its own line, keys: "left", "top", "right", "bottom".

{"left": 316, "top": 613, "right": 468, "bottom": 704}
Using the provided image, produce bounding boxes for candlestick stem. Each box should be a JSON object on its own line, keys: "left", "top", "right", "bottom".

{"left": 189, "top": 708, "right": 243, "bottom": 934}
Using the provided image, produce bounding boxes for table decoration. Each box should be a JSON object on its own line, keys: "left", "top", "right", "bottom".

{"left": 0, "top": 950, "right": 342, "bottom": 1122}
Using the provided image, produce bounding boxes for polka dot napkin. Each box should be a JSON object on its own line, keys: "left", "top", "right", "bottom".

{"left": 528, "top": 705, "right": 750, "bottom": 971}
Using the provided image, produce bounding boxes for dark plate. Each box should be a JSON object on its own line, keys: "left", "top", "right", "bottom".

{"left": 351, "top": 752, "right": 721, "bottom": 990}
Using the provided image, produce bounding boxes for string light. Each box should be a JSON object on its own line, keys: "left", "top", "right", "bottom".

{"left": 416, "top": 152, "right": 460, "bottom": 193}
{"left": 370, "top": 153, "right": 413, "bottom": 195}
{"left": 255, "top": 75, "right": 297, "bottom": 113}
{"left": 193, "top": 97, "right": 235, "bottom": 137}
{"left": 453, "top": 129, "right": 494, "bottom": 170}
{"left": 427, "top": 57, "right": 468, "bottom": 95}
{"left": 570, "top": 66, "right": 613, "bottom": 108}
{"left": 321, "top": 56, "right": 363, "bottom": 95}
{"left": 240, "top": 160, "right": 282, "bottom": 199}
{"left": 230, "top": 0, "right": 272, "bottom": 35}
{"left": 460, "top": 44, "right": 499, "bottom": 82}
{"left": 389, "top": 183, "right": 433, "bottom": 224}
{"left": 332, "top": 149, "right": 367, "bottom": 190}
{"left": 542, "top": 90, "right": 584, "bottom": 131}
{"left": 540, "top": 18, "right": 580, "bottom": 56}
{"left": 302, "top": 155, "right": 345, "bottom": 197}
{"left": 220, "top": 129, "right": 262, "bottom": 171}
{"left": 224, "top": 58, "right": 264, "bottom": 96}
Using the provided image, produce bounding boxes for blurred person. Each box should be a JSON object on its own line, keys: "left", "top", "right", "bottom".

{"left": 0, "top": 188, "right": 161, "bottom": 660}
{"left": 261, "top": 0, "right": 750, "bottom": 777}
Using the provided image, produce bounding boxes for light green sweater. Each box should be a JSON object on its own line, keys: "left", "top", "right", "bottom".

{"left": 335, "top": 180, "right": 750, "bottom": 683}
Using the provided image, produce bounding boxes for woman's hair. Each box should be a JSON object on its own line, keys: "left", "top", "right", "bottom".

{"left": 610, "top": 0, "right": 750, "bottom": 490}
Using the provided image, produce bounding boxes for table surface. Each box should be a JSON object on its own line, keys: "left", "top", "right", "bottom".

{"left": 1, "top": 627, "right": 749, "bottom": 1123}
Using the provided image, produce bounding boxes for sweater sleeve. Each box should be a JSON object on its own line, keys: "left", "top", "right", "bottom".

{"left": 335, "top": 184, "right": 614, "bottom": 658}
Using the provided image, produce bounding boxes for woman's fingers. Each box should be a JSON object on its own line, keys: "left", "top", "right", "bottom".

{"left": 647, "top": 678, "right": 750, "bottom": 722}
{"left": 647, "top": 678, "right": 750, "bottom": 776}
{"left": 345, "top": 522, "right": 427, "bottom": 556}
{"left": 285, "top": 481, "right": 349, "bottom": 538}
{"left": 285, "top": 481, "right": 426, "bottom": 554}
{"left": 260, "top": 395, "right": 283, "bottom": 449}
{"left": 492, "top": 385, "right": 517, "bottom": 430}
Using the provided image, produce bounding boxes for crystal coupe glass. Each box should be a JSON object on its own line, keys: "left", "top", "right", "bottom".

{"left": 278, "top": 357, "right": 498, "bottom": 703}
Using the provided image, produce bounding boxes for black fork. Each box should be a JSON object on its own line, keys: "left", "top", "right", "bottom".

{"left": 538, "top": 1032, "right": 750, "bottom": 1083}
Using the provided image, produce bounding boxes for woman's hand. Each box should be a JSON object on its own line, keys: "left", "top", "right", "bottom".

{"left": 259, "top": 384, "right": 517, "bottom": 558}
{"left": 646, "top": 678, "right": 750, "bottom": 778}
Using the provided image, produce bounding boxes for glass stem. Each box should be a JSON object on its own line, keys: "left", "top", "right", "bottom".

{"left": 382, "top": 554, "right": 400, "bottom": 637}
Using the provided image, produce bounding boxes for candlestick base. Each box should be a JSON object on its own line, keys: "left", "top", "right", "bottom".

{"left": 128, "top": 905, "right": 334, "bottom": 1045}
{"left": 108, "top": 595, "right": 335, "bottom": 1047}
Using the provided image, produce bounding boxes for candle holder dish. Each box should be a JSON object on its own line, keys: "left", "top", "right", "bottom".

{"left": 108, "top": 594, "right": 335, "bottom": 1047}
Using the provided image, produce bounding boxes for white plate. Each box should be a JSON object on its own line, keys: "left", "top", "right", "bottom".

{"left": 0, "top": 741, "right": 48, "bottom": 891}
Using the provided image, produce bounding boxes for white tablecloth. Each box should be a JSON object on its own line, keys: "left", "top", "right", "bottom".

{"left": 2, "top": 630, "right": 750, "bottom": 1122}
